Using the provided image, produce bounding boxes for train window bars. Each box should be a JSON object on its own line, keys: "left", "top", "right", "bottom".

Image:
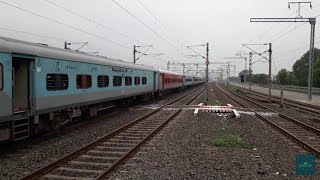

{"left": 113, "top": 76, "right": 122, "bottom": 87}
{"left": 142, "top": 77, "right": 147, "bottom": 85}
{"left": 98, "top": 75, "right": 109, "bottom": 88}
{"left": 134, "top": 77, "right": 140, "bottom": 85}
{"left": 125, "top": 76, "right": 132, "bottom": 86}
{"left": 0, "top": 63, "right": 3, "bottom": 91}
{"left": 46, "top": 74, "right": 69, "bottom": 91}
{"left": 76, "top": 75, "right": 92, "bottom": 89}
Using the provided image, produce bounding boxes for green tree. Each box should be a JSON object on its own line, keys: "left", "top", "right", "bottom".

{"left": 251, "top": 74, "right": 268, "bottom": 85}
{"left": 275, "top": 69, "right": 289, "bottom": 84}
{"left": 314, "top": 60, "right": 320, "bottom": 87}
{"left": 238, "top": 69, "right": 252, "bottom": 82}
{"left": 292, "top": 48, "right": 320, "bottom": 87}
{"left": 285, "top": 72, "right": 298, "bottom": 86}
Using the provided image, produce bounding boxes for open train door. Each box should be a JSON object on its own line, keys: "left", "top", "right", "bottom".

{"left": 182, "top": 75, "right": 186, "bottom": 87}
{"left": 11, "top": 54, "right": 35, "bottom": 141}
{"left": 0, "top": 53, "right": 12, "bottom": 142}
{"left": 153, "top": 71, "right": 157, "bottom": 91}
{"left": 0, "top": 54, "right": 11, "bottom": 120}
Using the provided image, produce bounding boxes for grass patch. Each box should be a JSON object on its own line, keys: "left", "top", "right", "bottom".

{"left": 208, "top": 128, "right": 250, "bottom": 149}
{"left": 235, "top": 88, "right": 248, "bottom": 95}
{"left": 206, "top": 100, "right": 222, "bottom": 106}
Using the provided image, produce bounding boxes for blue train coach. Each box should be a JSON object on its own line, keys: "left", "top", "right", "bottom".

{"left": 0, "top": 37, "right": 159, "bottom": 142}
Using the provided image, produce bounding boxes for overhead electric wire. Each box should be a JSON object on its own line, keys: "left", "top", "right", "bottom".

{"left": 136, "top": 0, "right": 181, "bottom": 45}
{"left": 249, "top": 3, "right": 310, "bottom": 44}
{"left": 274, "top": 55, "right": 303, "bottom": 63}
{"left": 239, "top": 3, "right": 319, "bottom": 62}
{"left": 44, "top": 0, "right": 180, "bottom": 66}
{"left": 248, "top": 9, "right": 291, "bottom": 43}
{"left": 0, "top": 27, "right": 72, "bottom": 41}
{"left": 263, "top": 3, "right": 318, "bottom": 43}
{"left": 270, "top": 23, "right": 307, "bottom": 42}
{"left": 0, "top": 0, "right": 132, "bottom": 50}
{"left": 42, "top": 0, "right": 146, "bottom": 45}
{"left": 111, "top": 0, "right": 187, "bottom": 57}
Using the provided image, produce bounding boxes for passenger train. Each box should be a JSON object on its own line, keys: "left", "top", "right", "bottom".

{"left": 0, "top": 36, "right": 204, "bottom": 142}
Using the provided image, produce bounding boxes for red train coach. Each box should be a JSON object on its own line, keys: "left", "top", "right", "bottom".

{"left": 159, "top": 69, "right": 183, "bottom": 92}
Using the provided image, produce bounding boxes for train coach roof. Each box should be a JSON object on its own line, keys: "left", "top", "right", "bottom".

{"left": 0, "top": 36, "right": 158, "bottom": 72}
{"left": 158, "top": 69, "right": 183, "bottom": 76}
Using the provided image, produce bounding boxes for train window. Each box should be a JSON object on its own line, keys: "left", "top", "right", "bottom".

{"left": 76, "top": 75, "right": 92, "bottom": 89}
{"left": 113, "top": 76, "right": 122, "bottom": 86}
{"left": 125, "top": 76, "right": 132, "bottom": 86}
{"left": 46, "top": 74, "right": 69, "bottom": 91}
{"left": 134, "top": 77, "right": 140, "bottom": 85}
{"left": 98, "top": 75, "right": 109, "bottom": 88}
{"left": 0, "top": 64, "right": 3, "bottom": 90}
{"left": 142, "top": 77, "right": 147, "bottom": 85}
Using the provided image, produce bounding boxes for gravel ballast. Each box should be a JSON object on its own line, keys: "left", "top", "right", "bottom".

{"left": 108, "top": 85, "right": 319, "bottom": 179}
{"left": 0, "top": 87, "right": 200, "bottom": 180}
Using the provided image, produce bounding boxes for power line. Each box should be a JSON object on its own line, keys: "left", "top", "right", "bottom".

{"left": 249, "top": 3, "right": 311, "bottom": 44}
{"left": 111, "top": 0, "right": 186, "bottom": 57}
{"left": 260, "top": 3, "right": 320, "bottom": 43}
{"left": 242, "top": 4, "right": 319, "bottom": 57}
{"left": 274, "top": 55, "right": 303, "bottom": 63}
{"left": 249, "top": 9, "right": 291, "bottom": 43}
{"left": 270, "top": 23, "right": 307, "bottom": 42}
{"left": 0, "top": 27, "right": 70, "bottom": 41}
{"left": 136, "top": 0, "right": 182, "bottom": 45}
{"left": 0, "top": 0, "right": 131, "bottom": 50}
{"left": 42, "top": 0, "right": 146, "bottom": 45}
{"left": 43, "top": 0, "right": 179, "bottom": 65}
{"left": 274, "top": 40, "right": 320, "bottom": 55}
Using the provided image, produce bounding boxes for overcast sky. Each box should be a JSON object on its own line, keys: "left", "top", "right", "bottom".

{"left": 1, "top": 0, "right": 320, "bottom": 78}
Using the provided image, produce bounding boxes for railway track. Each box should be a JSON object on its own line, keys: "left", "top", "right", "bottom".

{"left": 21, "top": 87, "right": 204, "bottom": 180}
{"left": 216, "top": 84, "right": 320, "bottom": 158}
{"left": 230, "top": 84, "right": 320, "bottom": 115}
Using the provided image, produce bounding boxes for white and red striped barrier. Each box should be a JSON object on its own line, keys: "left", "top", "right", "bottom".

{"left": 194, "top": 103, "right": 240, "bottom": 118}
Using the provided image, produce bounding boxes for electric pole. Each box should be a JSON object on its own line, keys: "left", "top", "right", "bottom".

{"left": 223, "top": 56, "right": 246, "bottom": 84}
{"left": 64, "top": 41, "right": 88, "bottom": 51}
{"left": 206, "top": 43, "right": 209, "bottom": 83}
{"left": 182, "top": 64, "right": 186, "bottom": 75}
{"left": 206, "top": 43, "right": 209, "bottom": 102}
{"left": 268, "top": 43, "right": 272, "bottom": 102}
{"left": 288, "top": 1, "right": 312, "bottom": 18}
{"left": 187, "top": 43, "right": 210, "bottom": 102}
{"left": 250, "top": 2, "right": 315, "bottom": 100}
{"left": 133, "top": 45, "right": 136, "bottom": 63}
{"left": 242, "top": 44, "right": 270, "bottom": 100}
{"left": 249, "top": 52, "right": 252, "bottom": 92}
{"left": 133, "top": 45, "right": 163, "bottom": 63}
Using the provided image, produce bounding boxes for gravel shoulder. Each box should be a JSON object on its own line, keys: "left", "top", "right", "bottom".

{"left": 0, "top": 87, "right": 200, "bottom": 180}
{"left": 108, "top": 86, "right": 319, "bottom": 179}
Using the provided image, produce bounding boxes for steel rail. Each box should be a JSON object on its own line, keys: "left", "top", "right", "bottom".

{"left": 21, "top": 87, "right": 204, "bottom": 180}
{"left": 222, "top": 85, "right": 320, "bottom": 135}
{"left": 230, "top": 84, "right": 320, "bottom": 114}
{"left": 216, "top": 85, "right": 320, "bottom": 157}
{"left": 96, "top": 88, "right": 204, "bottom": 179}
